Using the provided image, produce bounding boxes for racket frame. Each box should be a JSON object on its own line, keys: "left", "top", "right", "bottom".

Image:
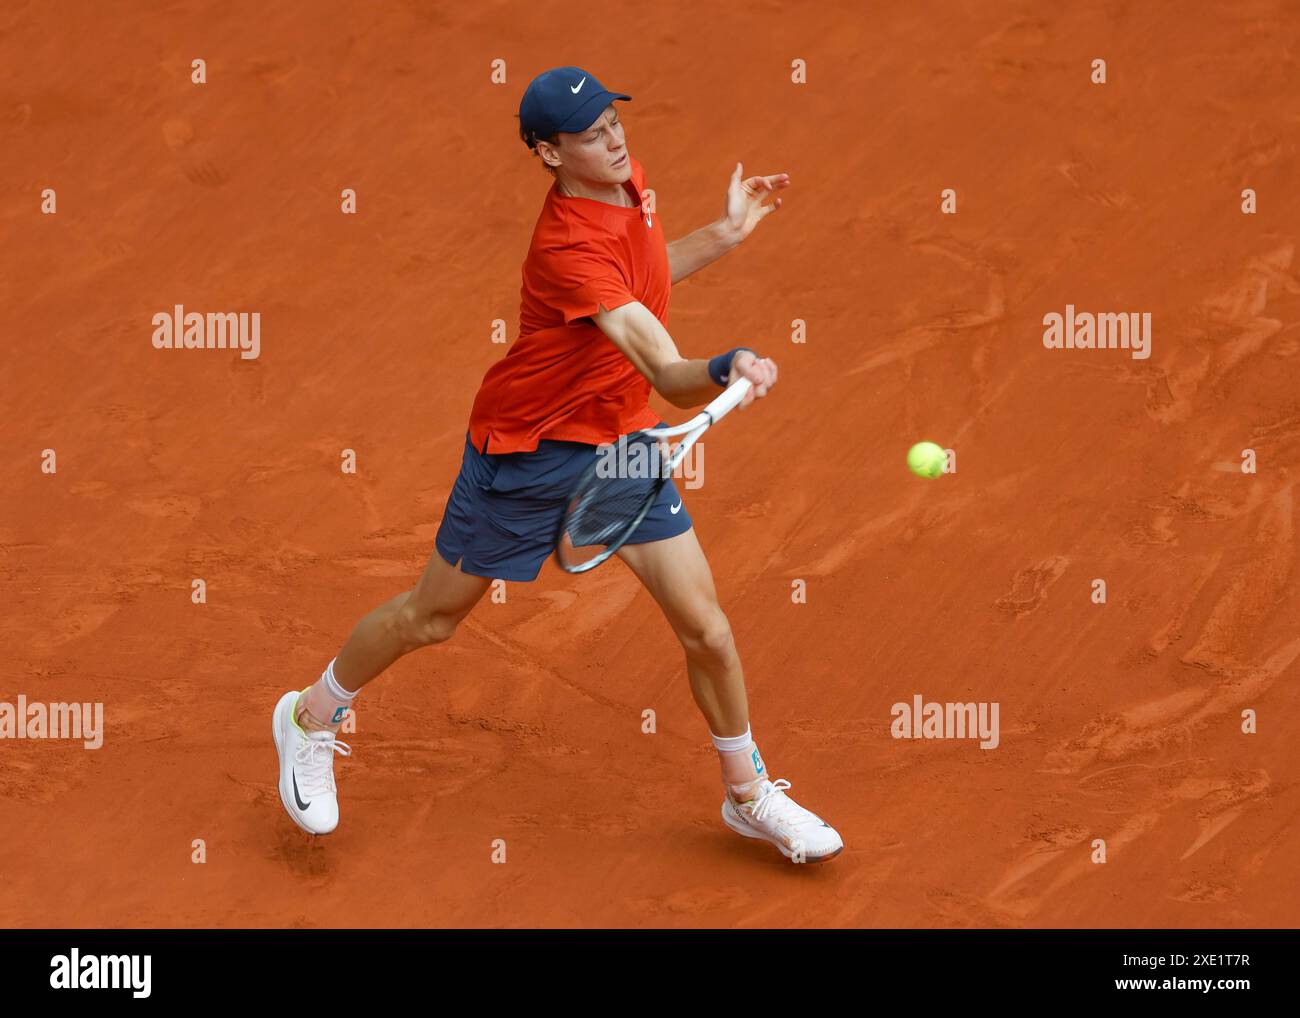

{"left": 553, "top": 377, "right": 753, "bottom": 574}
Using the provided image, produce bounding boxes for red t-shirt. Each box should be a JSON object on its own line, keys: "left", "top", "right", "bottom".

{"left": 467, "top": 156, "right": 669, "bottom": 454}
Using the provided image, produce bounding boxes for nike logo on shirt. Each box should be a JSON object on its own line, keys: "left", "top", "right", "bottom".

{"left": 670, "top": 501, "right": 683, "bottom": 514}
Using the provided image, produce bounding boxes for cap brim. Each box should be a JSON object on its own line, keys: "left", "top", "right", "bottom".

{"left": 558, "top": 90, "right": 632, "bottom": 133}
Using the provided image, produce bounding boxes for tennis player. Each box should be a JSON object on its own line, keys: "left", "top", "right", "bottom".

{"left": 273, "top": 67, "right": 843, "bottom": 863}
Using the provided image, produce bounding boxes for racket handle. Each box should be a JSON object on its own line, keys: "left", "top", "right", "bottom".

{"left": 704, "top": 377, "right": 753, "bottom": 423}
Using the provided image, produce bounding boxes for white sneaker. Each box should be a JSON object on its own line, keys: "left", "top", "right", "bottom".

{"left": 721, "top": 778, "right": 844, "bottom": 863}
{"left": 272, "top": 690, "right": 351, "bottom": 835}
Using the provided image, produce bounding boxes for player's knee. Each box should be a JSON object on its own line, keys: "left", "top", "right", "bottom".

{"left": 394, "top": 600, "right": 461, "bottom": 650}
{"left": 411, "top": 613, "right": 461, "bottom": 649}
{"left": 680, "top": 609, "right": 736, "bottom": 664}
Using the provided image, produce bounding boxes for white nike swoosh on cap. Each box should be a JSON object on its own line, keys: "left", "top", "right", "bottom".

{"left": 571, "top": 76, "right": 586, "bottom": 94}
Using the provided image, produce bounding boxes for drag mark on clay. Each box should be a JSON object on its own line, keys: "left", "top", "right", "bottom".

{"left": 1146, "top": 550, "right": 1224, "bottom": 657}
{"left": 1177, "top": 770, "right": 1271, "bottom": 862}
{"left": 1044, "top": 635, "right": 1300, "bottom": 775}
{"left": 849, "top": 237, "right": 1004, "bottom": 376}
{"left": 1183, "top": 486, "right": 1294, "bottom": 674}
{"left": 985, "top": 812, "right": 1162, "bottom": 920}
{"left": 1056, "top": 157, "right": 1137, "bottom": 210}
{"left": 987, "top": 765, "right": 1275, "bottom": 919}
{"left": 994, "top": 555, "right": 1069, "bottom": 615}
{"left": 1146, "top": 244, "right": 1298, "bottom": 424}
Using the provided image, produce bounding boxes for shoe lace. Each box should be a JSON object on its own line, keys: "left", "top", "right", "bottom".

{"left": 749, "top": 778, "right": 817, "bottom": 829}
{"left": 295, "top": 734, "right": 351, "bottom": 797}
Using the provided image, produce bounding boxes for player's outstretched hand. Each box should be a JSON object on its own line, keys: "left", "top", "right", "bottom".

{"left": 723, "top": 163, "right": 789, "bottom": 243}
{"left": 729, "top": 351, "right": 778, "bottom": 408}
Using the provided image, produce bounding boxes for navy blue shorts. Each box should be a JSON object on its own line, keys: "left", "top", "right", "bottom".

{"left": 435, "top": 430, "right": 694, "bottom": 581}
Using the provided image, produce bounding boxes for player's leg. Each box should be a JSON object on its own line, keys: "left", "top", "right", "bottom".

{"left": 615, "top": 528, "right": 748, "bottom": 737}
{"left": 294, "top": 432, "right": 506, "bottom": 735}
{"left": 298, "top": 549, "right": 493, "bottom": 730}
{"left": 616, "top": 526, "right": 843, "bottom": 863}
{"left": 272, "top": 546, "right": 491, "bottom": 836}
{"left": 274, "top": 432, "right": 504, "bottom": 836}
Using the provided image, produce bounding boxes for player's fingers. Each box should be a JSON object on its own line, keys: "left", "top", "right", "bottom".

{"left": 739, "top": 364, "right": 764, "bottom": 402}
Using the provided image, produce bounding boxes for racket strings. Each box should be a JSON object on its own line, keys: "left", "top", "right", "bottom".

{"left": 559, "top": 433, "right": 673, "bottom": 557}
{"left": 565, "top": 475, "right": 658, "bottom": 547}
{"left": 554, "top": 389, "right": 746, "bottom": 574}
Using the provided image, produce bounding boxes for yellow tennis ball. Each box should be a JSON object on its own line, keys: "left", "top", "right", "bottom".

{"left": 907, "top": 441, "right": 946, "bottom": 479}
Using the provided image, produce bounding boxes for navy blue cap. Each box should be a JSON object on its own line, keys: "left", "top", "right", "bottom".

{"left": 519, "top": 66, "right": 631, "bottom": 144}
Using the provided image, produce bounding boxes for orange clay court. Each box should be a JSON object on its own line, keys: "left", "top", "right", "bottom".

{"left": 2, "top": 1, "right": 1299, "bottom": 927}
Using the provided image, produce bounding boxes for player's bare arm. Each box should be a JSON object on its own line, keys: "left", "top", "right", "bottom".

{"left": 666, "top": 163, "right": 790, "bottom": 284}
{"left": 591, "top": 299, "right": 778, "bottom": 409}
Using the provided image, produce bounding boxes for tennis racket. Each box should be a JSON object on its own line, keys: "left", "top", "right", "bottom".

{"left": 554, "top": 376, "right": 754, "bottom": 573}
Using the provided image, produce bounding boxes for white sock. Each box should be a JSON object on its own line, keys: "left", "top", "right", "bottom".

{"left": 299, "top": 658, "right": 357, "bottom": 730}
{"left": 711, "top": 726, "right": 767, "bottom": 800}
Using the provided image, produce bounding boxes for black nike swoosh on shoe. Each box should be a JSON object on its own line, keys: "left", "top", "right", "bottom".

{"left": 292, "top": 771, "right": 311, "bottom": 811}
